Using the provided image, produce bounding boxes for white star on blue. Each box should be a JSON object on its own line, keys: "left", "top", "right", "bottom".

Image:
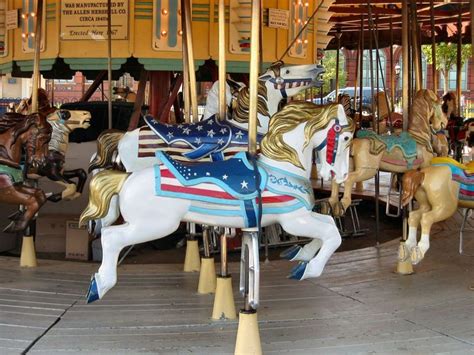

{"left": 167, "top": 132, "right": 174, "bottom": 139}
{"left": 207, "top": 129, "right": 215, "bottom": 138}
{"left": 235, "top": 131, "right": 244, "bottom": 139}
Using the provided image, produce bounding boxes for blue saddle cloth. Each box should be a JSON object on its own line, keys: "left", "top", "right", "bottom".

{"left": 357, "top": 130, "right": 418, "bottom": 162}
{"left": 145, "top": 115, "right": 260, "bottom": 161}
{"left": 155, "top": 151, "right": 268, "bottom": 227}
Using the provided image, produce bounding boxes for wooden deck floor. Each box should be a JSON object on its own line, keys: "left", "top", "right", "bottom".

{"left": 0, "top": 213, "right": 473, "bottom": 354}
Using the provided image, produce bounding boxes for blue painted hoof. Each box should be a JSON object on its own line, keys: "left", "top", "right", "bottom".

{"left": 280, "top": 245, "right": 301, "bottom": 260}
{"left": 86, "top": 276, "right": 100, "bottom": 304}
{"left": 288, "top": 262, "right": 307, "bottom": 280}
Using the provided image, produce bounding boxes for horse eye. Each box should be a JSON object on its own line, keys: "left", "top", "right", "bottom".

{"left": 285, "top": 70, "right": 290, "bottom": 74}
{"left": 344, "top": 136, "right": 349, "bottom": 141}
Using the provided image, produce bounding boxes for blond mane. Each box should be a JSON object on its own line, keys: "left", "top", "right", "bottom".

{"left": 232, "top": 81, "right": 269, "bottom": 125}
{"left": 261, "top": 102, "right": 352, "bottom": 170}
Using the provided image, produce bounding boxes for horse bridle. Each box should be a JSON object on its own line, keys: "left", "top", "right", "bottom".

{"left": 314, "top": 119, "right": 351, "bottom": 166}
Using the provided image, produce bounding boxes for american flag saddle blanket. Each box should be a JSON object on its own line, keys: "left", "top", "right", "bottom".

{"left": 154, "top": 151, "right": 315, "bottom": 228}
{"left": 144, "top": 115, "right": 262, "bottom": 162}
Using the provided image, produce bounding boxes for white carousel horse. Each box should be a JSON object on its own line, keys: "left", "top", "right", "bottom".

{"left": 89, "top": 62, "right": 324, "bottom": 234}
{"left": 80, "top": 102, "right": 354, "bottom": 302}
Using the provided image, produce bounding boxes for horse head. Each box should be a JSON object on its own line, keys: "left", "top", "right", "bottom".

{"left": 442, "top": 91, "right": 457, "bottom": 119}
{"left": 259, "top": 61, "right": 325, "bottom": 102}
{"left": 48, "top": 109, "right": 92, "bottom": 132}
{"left": 261, "top": 102, "right": 353, "bottom": 183}
{"left": 315, "top": 104, "right": 354, "bottom": 184}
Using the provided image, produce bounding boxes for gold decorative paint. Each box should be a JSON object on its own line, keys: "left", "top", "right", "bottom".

{"left": 79, "top": 170, "right": 129, "bottom": 226}
{"left": 88, "top": 130, "right": 125, "bottom": 172}
{"left": 232, "top": 81, "right": 269, "bottom": 126}
{"left": 261, "top": 102, "right": 353, "bottom": 170}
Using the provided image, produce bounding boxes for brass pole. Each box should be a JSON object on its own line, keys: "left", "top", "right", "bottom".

{"left": 410, "top": 0, "right": 422, "bottom": 91}
{"left": 218, "top": 0, "right": 226, "bottom": 121}
{"left": 359, "top": 14, "right": 364, "bottom": 118}
{"left": 429, "top": 0, "right": 437, "bottom": 93}
{"left": 335, "top": 29, "right": 342, "bottom": 99}
{"left": 220, "top": 232, "right": 228, "bottom": 277}
{"left": 402, "top": 0, "right": 409, "bottom": 131}
{"left": 456, "top": 6, "right": 462, "bottom": 117}
{"left": 30, "top": 0, "right": 44, "bottom": 113}
{"left": 183, "top": 0, "right": 198, "bottom": 122}
{"left": 107, "top": 0, "right": 113, "bottom": 129}
{"left": 248, "top": 0, "right": 261, "bottom": 155}
{"left": 471, "top": 0, "right": 474, "bottom": 58}
{"left": 390, "top": 16, "right": 395, "bottom": 112}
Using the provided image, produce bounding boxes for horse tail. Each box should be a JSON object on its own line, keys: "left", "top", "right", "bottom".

{"left": 401, "top": 169, "right": 425, "bottom": 206}
{"left": 79, "top": 170, "right": 129, "bottom": 226}
{"left": 88, "top": 130, "right": 125, "bottom": 173}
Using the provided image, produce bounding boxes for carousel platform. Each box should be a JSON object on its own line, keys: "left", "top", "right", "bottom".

{"left": 0, "top": 214, "right": 473, "bottom": 354}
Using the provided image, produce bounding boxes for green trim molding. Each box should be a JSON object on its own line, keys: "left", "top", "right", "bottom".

{"left": 64, "top": 58, "right": 127, "bottom": 71}
{"left": 0, "top": 61, "right": 13, "bottom": 75}
{"left": 16, "top": 58, "right": 56, "bottom": 72}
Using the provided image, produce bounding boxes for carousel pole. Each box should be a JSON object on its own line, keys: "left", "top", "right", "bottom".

{"left": 21, "top": 0, "right": 44, "bottom": 268}
{"left": 354, "top": 15, "right": 364, "bottom": 193}
{"left": 235, "top": 0, "right": 262, "bottom": 353}
{"left": 183, "top": 0, "right": 198, "bottom": 122}
{"left": 390, "top": 16, "right": 395, "bottom": 111}
{"left": 211, "top": 0, "right": 236, "bottom": 320}
{"left": 455, "top": 6, "right": 462, "bottom": 117}
{"left": 335, "top": 29, "right": 342, "bottom": 99}
{"left": 181, "top": 0, "right": 200, "bottom": 273}
{"left": 107, "top": 0, "right": 113, "bottom": 129}
{"left": 410, "top": 0, "right": 422, "bottom": 91}
{"left": 429, "top": 0, "right": 437, "bottom": 93}
{"left": 397, "top": 0, "right": 413, "bottom": 275}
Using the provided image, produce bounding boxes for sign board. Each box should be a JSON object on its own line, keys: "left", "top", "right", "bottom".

{"left": 268, "top": 8, "right": 289, "bottom": 29}
{"left": 60, "top": 0, "right": 129, "bottom": 40}
{"left": 6, "top": 10, "right": 18, "bottom": 30}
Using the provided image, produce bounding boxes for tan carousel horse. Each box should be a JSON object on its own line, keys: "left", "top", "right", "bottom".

{"left": 329, "top": 89, "right": 447, "bottom": 213}
{"left": 401, "top": 157, "right": 474, "bottom": 264}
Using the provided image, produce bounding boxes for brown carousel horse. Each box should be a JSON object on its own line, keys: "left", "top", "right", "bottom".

{"left": 0, "top": 112, "right": 53, "bottom": 232}
{"left": 15, "top": 90, "right": 92, "bottom": 201}
{"left": 329, "top": 89, "right": 447, "bottom": 213}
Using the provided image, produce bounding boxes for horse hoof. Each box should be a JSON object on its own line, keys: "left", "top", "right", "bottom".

{"left": 410, "top": 247, "right": 424, "bottom": 265}
{"left": 3, "top": 221, "right": 26, "bottom": 233}
{"left": 288, "top": 262, "right": 307, "bottom": 280}
{"left": 86, "top": 276, "right": 100, "bottom": 304}
{"left": 280, "top": 245, "right": 301, "bottom": 261}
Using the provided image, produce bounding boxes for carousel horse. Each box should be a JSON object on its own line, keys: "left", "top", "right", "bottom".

{"left": 328, "top": 89, "right": 447, "bottom": 214}
{"left": 30, "top": 109, "right": 92, "bottom": 202}
{"left": 113, "top": 87, "right": 137, "bottom": 103}
{"left": 443, "top": 92, "right": 469, "bottom": 161}
{"left": 0, "top": 112, "right": 53, "bottom": 233}
{"left": 401, "top": 157, "right": 474, "bottom": 264}
{"left": 88, "top": 62, "right": 325, "bottom": 173}
{"left": 15, "top": 90, "right": 93, "bottom": 201}
{"left": 79, "top": 102, "right": 354, "bottom": 302}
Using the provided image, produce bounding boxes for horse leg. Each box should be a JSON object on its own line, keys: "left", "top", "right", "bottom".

{"left": 340, "top": 167, "right": 378, "bottom": 212}
{"left": 406, "top": 189, "right": 431, "bottom": 252}
{"left": 1, "top": 186, "right": 44, "bottom": 233}
{"left": 89, "top": 217, "right": 182, "bottom": 302}
{"left": 327, "top": 179, "right": 342, "bottom": 216}
{"left": 412, "top": 197, "right": 458, "bottom": 265}
{"left": 63, "top": 169, "right": 87, "bottom": 195}
{"left": 280, "top": 212, "right": 341, "bottom": 280}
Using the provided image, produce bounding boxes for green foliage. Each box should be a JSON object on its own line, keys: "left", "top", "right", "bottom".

{"left": 321, "top": 50, "right": 347, "bottom": 93}
{"left": 294, "top": 50, "right": 347, "bottom": 99}
{"left": 421, "top": 43, "right": 471, "bottom": 91}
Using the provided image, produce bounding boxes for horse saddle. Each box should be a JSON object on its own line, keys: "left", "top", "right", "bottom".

{"left": 145, "top": 115, "right": 253, "bottom": 161}
{"left": 432, "top": 157, "right": 474, "bottom": 201}
{"left": 357, "top": 130, "right": 418, "bottom": 162}
{"left": 155, "top": 151, "right": 268, "bottom": 228}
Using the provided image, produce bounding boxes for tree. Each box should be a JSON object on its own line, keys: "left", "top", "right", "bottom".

{"left": 421, "top": 43, "right": 472, "bottom": 93}
{"left": 320, "top": 50, "right": 347, "bottom": 94}
{"left": 295, "top": 50, "right": 347, "bottom": 99}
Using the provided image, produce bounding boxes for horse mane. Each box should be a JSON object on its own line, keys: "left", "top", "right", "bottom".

{"left": 442, "top": 91, "right": 457, "bottom": 118}
{"left": 0, "top": 112, "right": 40, "bottom": 146}
{"left": 408, "top": 89, "right": 439, "bottom": 152}
{"left": 261, "top": 102, "right": 350, "bottom": 170}
{"left": 232, "top": 81, "right": 269, "bottom": 125}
